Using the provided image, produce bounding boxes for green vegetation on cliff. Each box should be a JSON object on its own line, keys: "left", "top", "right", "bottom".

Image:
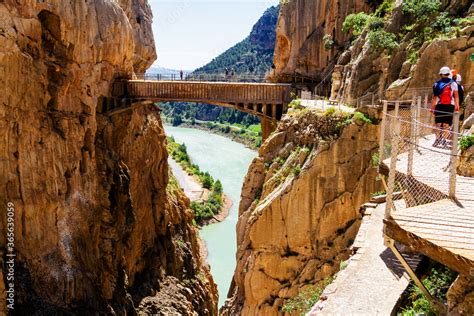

{"left": 399, "top": 265, "right": 457, "bottom": 316}
{"left": 459, "top": 135, "right": 474, "bottom": 152}
{"left": 343, "top": 0, "right": 472, "bottom": 57}
{"left": 281, "top": 277, "right": 334, "bottom": 315}
{"left": 193, "top": 5, "right": 279, "bottom": 75}
{"left": 167, "top": 136, "right": 225, "bottom": 223}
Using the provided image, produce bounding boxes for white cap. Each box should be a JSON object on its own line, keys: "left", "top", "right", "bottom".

{"left": 456, "top": 74, "right": 462, "bottom": 83}
{"left": 439, "top": 66, "right": 451, "bottom": 75}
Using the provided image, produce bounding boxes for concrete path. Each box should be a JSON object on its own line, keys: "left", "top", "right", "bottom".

{"left": 308, "top": 203, "right": 422, "bottom": 316}
{"left": 300, "top": 99, "right": 355, "bottom": 113}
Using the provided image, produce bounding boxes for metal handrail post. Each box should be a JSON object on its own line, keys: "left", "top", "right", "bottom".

{"left": 385, "top": 119, "right": 401, "bottom": 220}
{"left": 378, "top": 101, "right": 388, "bottom": 173}
{"left": 416, "top": 96, "right": 422, "bottom": 146}
{"left": 408, "top": 99, "right": 416, "bottom": 176}
{"left": 449, "top": 112, "right": 460, "bottom": 198}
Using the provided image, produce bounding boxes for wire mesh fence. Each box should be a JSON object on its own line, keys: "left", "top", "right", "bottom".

{"left": 378, "top": 99, "right": 462, "bottom": 218}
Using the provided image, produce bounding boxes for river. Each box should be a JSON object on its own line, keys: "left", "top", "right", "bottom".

{"left": 164, "top": 125, "right": 257, "bottom": 307}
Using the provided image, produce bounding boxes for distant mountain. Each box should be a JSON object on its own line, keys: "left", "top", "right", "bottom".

{"left": 146, "top": 66, "right": 192, "bottom": 75}
{"left": 193, "top": 5, "right": 279, "bottom": 75}
{"left": 159, "top": 5, "right": 280, "bottom": 131}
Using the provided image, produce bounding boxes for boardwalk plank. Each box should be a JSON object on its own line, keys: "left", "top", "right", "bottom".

{"left": 384, "top": 135, "right": 474, "bottom": 274}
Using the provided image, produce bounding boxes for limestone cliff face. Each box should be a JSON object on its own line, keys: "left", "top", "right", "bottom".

{"left": 0, "top": 1, "right": 216, "bottom": 314}
{"left": 448, "top": 275, "right": 474, "bottom": 315}
{"left": 337, "top": 6, "right": 473, "bottom": 104}
{"left": 273, "top": 0, "right": 372, "bottom": 79}
{"left": 222, "top": 109, "right": 380, "bottom": 315}
{"left": 273, "top": 0, "right": 473, "bottom": 103}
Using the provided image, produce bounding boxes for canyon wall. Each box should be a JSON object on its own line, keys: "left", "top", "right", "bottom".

{"left": 0, "top": 1, "right": 216, "bottom": 314}
{"left": 337, "top": 2, "right": 473, "bottom": 104}
{"left": 222, "top": 109, "right": 380, "bottom": 315}
{"left": 274, "top": 0, "right": 473, "bottom": 104}
{"left": 272, "top": 0, "right": 372, "bottom": 80}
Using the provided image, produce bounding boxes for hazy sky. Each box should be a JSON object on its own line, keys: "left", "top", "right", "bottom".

{"left": 148, "top": 0, "right": 279, "bottom": 70}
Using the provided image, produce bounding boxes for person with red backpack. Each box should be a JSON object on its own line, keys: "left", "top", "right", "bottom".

{"left": 431, "top": 66, "right": 460, "bottom": 147}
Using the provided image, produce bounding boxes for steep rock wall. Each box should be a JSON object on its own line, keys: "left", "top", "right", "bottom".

{"left": 338, "top": 12, "right": 473, "bottom": 104}
{"left": 448, "top": 275, "right": 474, "bottom": 315}
{"left": 222, "top": 109, "right": 380, "bottom": 315}
{"left": 273, "top": 0, "right": 473, "bottom": 104}
{"left": 0, "top": 1, "right": 216, "bottom": 314}
{"left": 273, "top": 0, "right": 372, "bottom": 79}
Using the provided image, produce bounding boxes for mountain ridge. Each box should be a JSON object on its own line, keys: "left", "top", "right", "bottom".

{"left": 193, "top": 5, "right": 279, "bottom": 75}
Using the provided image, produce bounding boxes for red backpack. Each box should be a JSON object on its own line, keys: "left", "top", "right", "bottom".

{"left": 439, "top": 83, "right": 452, "bottom": 104}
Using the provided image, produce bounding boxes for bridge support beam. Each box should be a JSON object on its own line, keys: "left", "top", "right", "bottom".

{"left": 261, "top": 117, "right": 277, "bottom": 141}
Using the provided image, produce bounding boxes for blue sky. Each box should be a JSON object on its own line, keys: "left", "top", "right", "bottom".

{"left": 148, "top": 0, "right": 279, "bottom": 71}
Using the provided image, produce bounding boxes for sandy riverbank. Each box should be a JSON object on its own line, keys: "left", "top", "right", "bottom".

{"left": 168, "top": 157, "right": 233, "bottom": 261}
{"left": 198, "top": 195, "right": 233, "bottom": 261}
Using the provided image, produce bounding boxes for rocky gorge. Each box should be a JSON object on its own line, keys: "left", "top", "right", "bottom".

{"left": 0, "top": 0, "right": 216, "bottom": 314}
{"left": 1, "top": 0, "right": 473, "bottom": 314}
{"left": 224, "top": 0, "right": 474, "bottom": 314}
{"left": 221, "top": 108, "right": 381, "bottom": 315}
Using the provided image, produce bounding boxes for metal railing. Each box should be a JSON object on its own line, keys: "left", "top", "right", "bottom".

{"left": 357, "top": 83, "right": 473, "bottom": 108}
{"left": 127, "top": 72, "right": 269, "bottom": 83}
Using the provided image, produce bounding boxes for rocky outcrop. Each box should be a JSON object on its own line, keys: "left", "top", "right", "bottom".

{"left": 0, "top": 1, "right": 216, "bottom": 314}
{"left": 333, "top": 3, "right": 473, "bottom": 104}
{"left": 272, "top": 0, "right": 372, "bottom": 80}
{"left": 222, "top": 109, "right": 380, "bottom": 315}
{"left": 273, "top": 0, "right": 473, "bottom": 104}
{"left": 448, "top": 275, "right": 474, "bottom": 315}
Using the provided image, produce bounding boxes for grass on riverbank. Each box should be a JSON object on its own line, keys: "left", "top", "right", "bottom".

{"left": 167, "top": 136, "right": 225, "bottom": 223}
{"left": 163, "top": 115, "right": 262, "bottom": 149}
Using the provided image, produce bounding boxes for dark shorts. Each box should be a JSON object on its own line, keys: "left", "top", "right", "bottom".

{"left": 434, "top": 104, "right": 454, "bottom": 125}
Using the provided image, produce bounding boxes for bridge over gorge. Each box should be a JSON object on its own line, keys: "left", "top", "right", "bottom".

{"left": 100, "top": 74, "right": 293, "bottom": 139}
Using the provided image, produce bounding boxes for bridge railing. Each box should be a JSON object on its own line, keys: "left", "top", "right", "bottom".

{"left": 129, "top": 72, "right": 268, "bottom": 83}
{"left": 379, "top": 99, "right": 462, "bottom": 220}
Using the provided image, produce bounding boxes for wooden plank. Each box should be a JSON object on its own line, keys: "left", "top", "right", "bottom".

{"left": 405, "top": 230, "right": 474, "bottom": 247}
{"left": 397, "top": 220, "right": 474, "bottom": 234}
{"left": 404, "top": 200, "right": 474, "bottom": 212}
{"left": 397, "top": 208, "right": 474, "bottom": 221}
{"left": 393, "top": 218, "right": 474, "bottom": 233}
{"left": 384, "top": 220, "right": 474, "bottom": 275}
{"left": 393, "top": 214, "right": 474, "bottom": 228}
{"left": 399, "top": 223, "right": 474, "bottom": 240}
{"left": 450, "top": 249, "right": 474, "bottom": 259}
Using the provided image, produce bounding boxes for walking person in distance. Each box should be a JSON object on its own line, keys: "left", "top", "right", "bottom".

{"left": 431, "top": 66, "right": 460, "bottom": 148}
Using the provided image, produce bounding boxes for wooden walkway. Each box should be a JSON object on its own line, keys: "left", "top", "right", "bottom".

{"left": 104, "top": 80, "right": 292, "bottom": 120}
{"left": 384, "top": 135, "right": 474, "bottom": 275}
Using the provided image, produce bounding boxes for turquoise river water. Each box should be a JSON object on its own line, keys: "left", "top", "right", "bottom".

{"left": 164, "top": 125, "right": 257, "bottom": 307}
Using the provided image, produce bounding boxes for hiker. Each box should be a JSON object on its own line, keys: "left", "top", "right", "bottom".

{"left": 431, "top": 66, "right": 460, "bottom": 147}
{"left": 225, "top": 68, "right": 229, "bottom": 80}
{"left": 180, "top": 70, "right": 184, "bottom": 81}
{"left": 452, "top": 69, "right": 465, "bottom": 108}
